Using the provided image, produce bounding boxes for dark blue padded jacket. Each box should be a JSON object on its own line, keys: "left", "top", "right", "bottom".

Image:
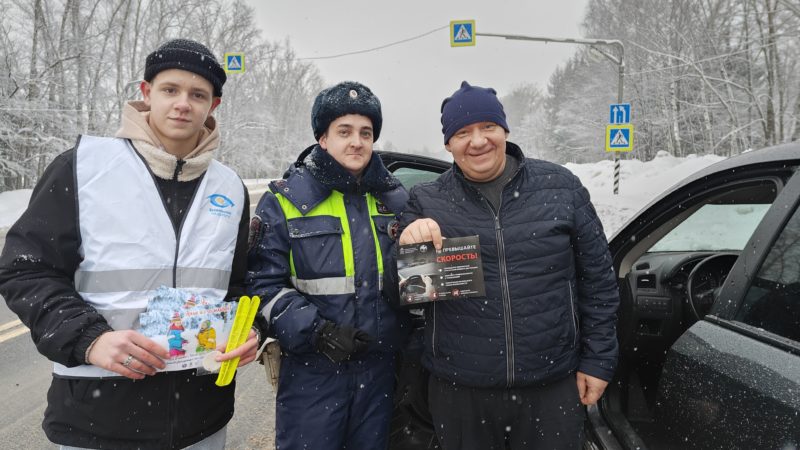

{"left": 400, "top": 142, "right": 619, "bottom": 388}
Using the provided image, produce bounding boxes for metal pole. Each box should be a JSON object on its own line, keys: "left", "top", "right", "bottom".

{"left": 614, "top": 48, "right": 625, "bottom": 195}
{"left": 476, "top": 33, "right": 625, "bottom": 194}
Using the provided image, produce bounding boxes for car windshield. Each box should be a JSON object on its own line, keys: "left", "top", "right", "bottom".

{"left": 648, "top": 204, "right": 771, "bottom": 252}
{"left": 392, "top": 167, "right": 443, "bottom": 188}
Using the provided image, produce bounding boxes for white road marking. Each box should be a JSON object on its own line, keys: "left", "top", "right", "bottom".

{"left": 0, "top": 320, "right": 29, "bottom": 344}
{"left": 0, "top": 319, "right": 22, "bottom": 332}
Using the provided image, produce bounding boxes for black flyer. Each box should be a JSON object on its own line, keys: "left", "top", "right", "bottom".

{"left": 397, "top": 235, "right": 486, "bottom": 305}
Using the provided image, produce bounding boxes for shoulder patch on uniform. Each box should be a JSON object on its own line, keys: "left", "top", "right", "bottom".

{"left": 248, "top": 216, "right": 265, "bottom": 251}
{"left": 388, "top": 219, "right": 400, "bottom": 241}
{"left": 271, "top": 179, "right": 288, "bottom": 193}
{"left": 376, "top": 202, "right": 391, "bottom": 215}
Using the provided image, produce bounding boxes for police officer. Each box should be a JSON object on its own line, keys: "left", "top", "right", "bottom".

{"left": 247, "top": 81, "right": 409, "bottom": 450}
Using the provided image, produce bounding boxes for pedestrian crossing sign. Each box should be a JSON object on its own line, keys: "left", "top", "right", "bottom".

{"left": 224, "top": 53, "right": 245, "bottom": 73}
{"left": 605, "top": 124, "right": 634, "bottom": 152}
{"left": 450, "top": 20, "right": 475, "bottom": 47}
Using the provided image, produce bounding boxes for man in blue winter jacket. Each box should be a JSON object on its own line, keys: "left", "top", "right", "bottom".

{"left": 247, "top": 81, "right": 410, "bottom": 450}
{"left": 399, "top": 81, "right": 620, "bottom": 450}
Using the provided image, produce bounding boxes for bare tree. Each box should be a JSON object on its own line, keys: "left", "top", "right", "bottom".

{"left": 532, "top": 0, "right": 799, "bottom": 163}
{"left": 0, "top": 0, "right": 323, "bottom": 190}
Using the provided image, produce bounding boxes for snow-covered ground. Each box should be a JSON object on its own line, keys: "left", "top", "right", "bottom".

{"left": 0, "top": 151, "right": 725, "bottom": 238}
{"left": 567, "top": 151, "right": 725, "bottom": 235}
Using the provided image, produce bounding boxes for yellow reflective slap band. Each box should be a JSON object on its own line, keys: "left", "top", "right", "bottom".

{"left": 216, "top": 295, "right": 260, "bottom": 387}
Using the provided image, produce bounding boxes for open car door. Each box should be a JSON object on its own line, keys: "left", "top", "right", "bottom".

{"left": 590, "top": 143, "right": 800, "bottom": 450}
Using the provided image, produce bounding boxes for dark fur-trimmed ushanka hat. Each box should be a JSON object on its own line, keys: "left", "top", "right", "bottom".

{"left": 311, "top": 81, "right": 383, "bottom": 141}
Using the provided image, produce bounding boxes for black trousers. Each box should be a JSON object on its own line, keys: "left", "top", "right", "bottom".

{"left": 428, "top": 374, "right": 584, "bottom": 450}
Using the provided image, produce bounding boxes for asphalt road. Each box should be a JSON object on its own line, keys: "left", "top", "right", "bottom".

{"left": 0, "top": 233, "right": 277, "bottom": 449}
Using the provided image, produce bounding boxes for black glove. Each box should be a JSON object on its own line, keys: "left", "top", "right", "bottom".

{"left": 314, "top": 321, "right": 374, "bottom": 363}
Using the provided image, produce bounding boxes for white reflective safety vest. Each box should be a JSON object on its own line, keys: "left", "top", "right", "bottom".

{"left": 55, "top": 136, "right": 244, "bottom": 378}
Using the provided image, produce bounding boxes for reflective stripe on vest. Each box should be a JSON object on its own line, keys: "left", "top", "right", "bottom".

{"left": 74, "top": 267, "right": 231, "bottom": 293}
{"left": 55, "top": 135, "right": 244, "bottom": 378}
{"left": 273, "top": 190, "right": 386, "bottom": 296}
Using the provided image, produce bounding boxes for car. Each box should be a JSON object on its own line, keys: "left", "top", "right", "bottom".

{"left": 378, "top": 143, "right": 800, "bottom": 450}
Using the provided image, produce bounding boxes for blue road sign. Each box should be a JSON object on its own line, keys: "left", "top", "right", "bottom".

{"left": 224, "top": 53, "right": 245, "bottom": 73}
{"left": 609, "top": 103, "right": 631, "bottom": 124}
{"left": 450, "top": 20, "right": 475, "bottom": 47}
{"left": 605, "top": 124, "right": 634, "bottom": 152}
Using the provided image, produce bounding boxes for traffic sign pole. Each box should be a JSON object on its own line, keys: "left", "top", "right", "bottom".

{"left": 474, "top": 32, "right": 626, "bottom": 194}
{"left": 613, "top": 63, "right": 624, "bottom": 195}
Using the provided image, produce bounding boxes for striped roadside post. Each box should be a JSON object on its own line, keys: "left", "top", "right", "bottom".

{"left": 605, "top": 122, "right": 633, "bottom": 193}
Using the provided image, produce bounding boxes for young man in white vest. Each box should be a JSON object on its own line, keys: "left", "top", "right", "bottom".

{"left": 0, "top": 38, "right": 259, "bottom": 449}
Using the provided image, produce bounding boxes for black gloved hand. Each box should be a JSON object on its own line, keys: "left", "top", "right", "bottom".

{"left": 314, "top": 321, "right": 374, "bottom": 363}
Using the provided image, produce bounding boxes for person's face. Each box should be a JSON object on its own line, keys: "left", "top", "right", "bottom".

{"left": 140, "top": 69, "right": 220, "bottom": 157}
{"left": 445, "top": 121, "right": 507, "bottom": 182}
{"left": 318, "top": 114, "right": 374, "bottom": 177}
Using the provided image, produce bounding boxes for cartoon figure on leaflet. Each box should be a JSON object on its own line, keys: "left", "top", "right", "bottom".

{"left": 167, "top": 312, "right": 188, "bottom": 358}
{"left": 196, "top": 320, "right": 217, "bottom": 352}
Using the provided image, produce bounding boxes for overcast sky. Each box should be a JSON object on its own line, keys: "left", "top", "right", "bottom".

{"left": 251, "top": 1, "right": 589, "bottom": 157}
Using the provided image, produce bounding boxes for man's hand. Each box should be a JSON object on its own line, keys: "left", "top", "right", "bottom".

{"left": 576, "top": 371, "right": 609, "bottom": 405}
{"left": 314, "top": 321, "right": 374, "bottom": 363}
{"left": 399, "top": 218, "right": 443, "bottom": 250}
{"left": 215, "top": 329, "right": 259, "bottom": 367}
{"left": 87, "top": 330, "right": 169, "bottom": 380}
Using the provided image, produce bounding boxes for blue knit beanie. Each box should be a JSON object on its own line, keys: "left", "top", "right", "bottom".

{"left": 311, "top": 81, "right": 383, "bottom": 141}
{"left": 440, "top": 81, "right": 509, "bottom": 144}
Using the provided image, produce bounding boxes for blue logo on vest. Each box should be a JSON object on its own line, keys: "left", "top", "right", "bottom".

{"left": 208, "top": 194, "right": 235, "bottom": 218}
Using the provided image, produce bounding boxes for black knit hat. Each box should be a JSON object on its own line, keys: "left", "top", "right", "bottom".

{"left": 311, "top": 81, "right": 383, "bottom": 141}
{"left": 441, "top": 81, "right": 510, "bottom": 144}
{"left": 144, "top": 39, "right": 227, "bottom": 97}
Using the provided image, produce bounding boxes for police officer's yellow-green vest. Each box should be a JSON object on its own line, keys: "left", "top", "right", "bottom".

{"left": 273, "top": 189, "right": 390, "bottom": 296}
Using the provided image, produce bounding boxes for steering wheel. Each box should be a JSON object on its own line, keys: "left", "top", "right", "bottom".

{"left": 685, "top": 254, "right": 739, "bottom": 321}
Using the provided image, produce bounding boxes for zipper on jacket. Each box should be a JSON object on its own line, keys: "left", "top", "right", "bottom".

{"left": 568, "top": 281, "right": 578, "bottom": 348}
{"left": 431, "top": 302, "right": 437, "bottom": 357}
{"left": 475, "top": 192, "right": 515, "bottom": 388}
{"left": 171, "top": 160, "right": 186, "bottom": 286}
{"left": 493, "top": 213, "right": 515, "bottom": 388}
{"left": 172, "top": 160, "right": 186, "bottom": 180}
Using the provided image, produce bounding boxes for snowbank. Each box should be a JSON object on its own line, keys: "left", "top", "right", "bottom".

{"left": 566, "top": 152, "right": 725, "bottom": 235}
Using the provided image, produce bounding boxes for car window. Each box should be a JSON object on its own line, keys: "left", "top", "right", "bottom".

{"left": 647, "top": 204, "right": 771, "bottom": 252}
{"left": 392, "top": 167, "right": 442, "bottom": 189}
{"left": 733, "top": 203, "right": 800, "bottom": 341}
{"left": 644, "top": 180, "right": 779, "bottom": 253}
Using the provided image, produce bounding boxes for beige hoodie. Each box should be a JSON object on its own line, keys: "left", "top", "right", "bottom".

{"left": 115, "top": 101, "right": 219, "bottom": 181}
